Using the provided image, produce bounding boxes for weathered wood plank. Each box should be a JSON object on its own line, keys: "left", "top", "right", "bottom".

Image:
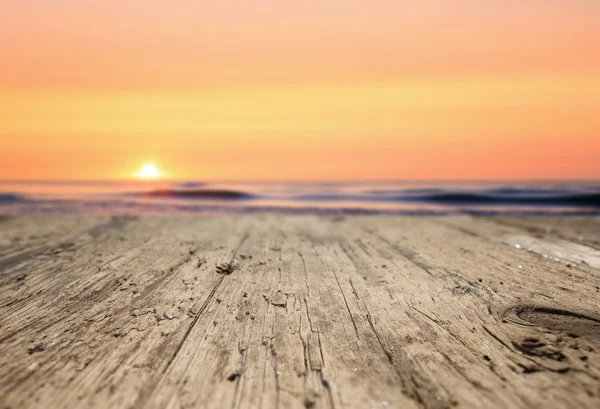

{"left": 489, "top": 216, "right": 600, "bottom": 250}
{"left": 0, "top": 216, "right": 110, "bottom": 271}
{"left": 0, "top": 216, "right": 239, "bottom": 407}
{"left": 0, "top": 216, "right": 599, "bottom": 409}
{"left": 444, "top": 216, "right": 600, "bottom": 272}
{"left": 350, "top": 216, "right": 600, "bottom": 408}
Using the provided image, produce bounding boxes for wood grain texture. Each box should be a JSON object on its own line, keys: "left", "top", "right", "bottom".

{"left": 1, "top": 215, "right": 599, "bottom": 409}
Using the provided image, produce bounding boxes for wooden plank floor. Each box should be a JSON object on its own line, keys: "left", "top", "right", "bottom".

{"left": 1, "top": 215, "right": 600, "bottom": 409}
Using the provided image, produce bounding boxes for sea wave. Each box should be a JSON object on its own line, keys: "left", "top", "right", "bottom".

{"left": 136, "top": 187, "right": 600, "bottom": 207}
{"left": 406, "top": 192, "right": 600, "bottom": 207}
{"left": 292, "top": 190, "right": 600, "bottom": 207}
{"left": 0, "top": 193, "right": 26, "bottom": 204}
{"left": 2, "top": 181, "right": 600, "bottom": 215}
{"left": 139, "top": 189, "right": 256, "bottom": 200}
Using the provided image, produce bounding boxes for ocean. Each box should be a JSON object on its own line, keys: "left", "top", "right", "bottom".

{"left": 1, "top": 180, "right": 599, "bottom": 215}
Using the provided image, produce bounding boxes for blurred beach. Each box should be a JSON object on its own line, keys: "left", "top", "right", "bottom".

{"left": 1, "top": 180, "right": 599, "bottom": 215}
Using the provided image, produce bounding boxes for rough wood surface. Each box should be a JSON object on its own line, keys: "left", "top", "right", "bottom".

{"left": 1, "top": 215, "right": 600, "bottom": 409}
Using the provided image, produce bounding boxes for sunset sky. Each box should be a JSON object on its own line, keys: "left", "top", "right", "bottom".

{"left": 1, "top": 1, "right": 599, "bottom": 180}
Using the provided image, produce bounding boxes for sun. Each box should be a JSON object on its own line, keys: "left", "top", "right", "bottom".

{"left": 135, "top": 162, "right": 162, "bottom": 180}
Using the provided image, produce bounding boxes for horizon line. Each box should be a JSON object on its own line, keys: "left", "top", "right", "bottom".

{"left": 1, "top": 178, "right": 599, "bottom": 184}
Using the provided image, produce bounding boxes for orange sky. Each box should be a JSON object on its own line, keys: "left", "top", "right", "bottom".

{"left": 1, "top": 1, "right": 599, "bottom": 180}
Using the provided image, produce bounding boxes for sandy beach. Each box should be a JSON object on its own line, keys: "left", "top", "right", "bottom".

{"left": 1, "top": 215, "right": 599, "bottom": 408}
